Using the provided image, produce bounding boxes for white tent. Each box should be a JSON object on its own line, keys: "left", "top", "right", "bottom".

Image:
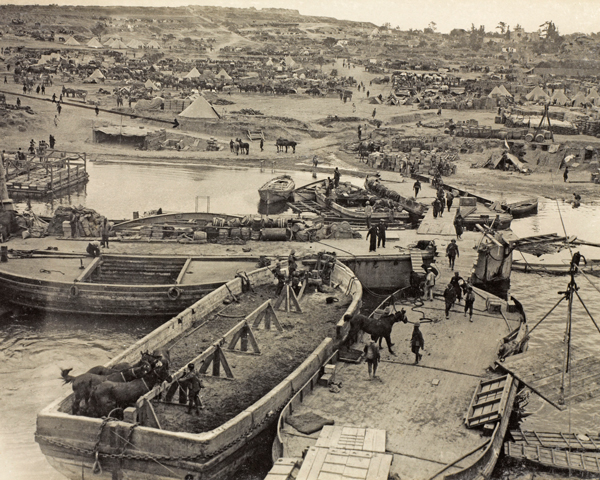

{"left": 216, "top": 68, "right": 232, "bottom": 81}
{"left": 525, "top": 86, "right": 550, "bottom": 102}
{"left": 551, "top": 89, "right": 570, "bottom": 106}
{"left": 572, "top": 91, "right": 588, "bottom": 107}
{"left": 86, "top": 37, "right": 103, "bottom": 49}
{"left": 146, "top": 40, "right": 161, "bottom": 49}
{"left": 183, "top": 67, "right": 201, "bottom": 79}
{"left": 497, "top": 85, "right": 512, "bottom": 97}
{"left": 64, "top": 36, "right": 80, "bottom": 46}
{"left": 145, "top": 79, "right": 158, "bottom": 90}
{"left": 266, "top": 58, "right": 274, "bottom": 67}
{"left": 127, "top": 39, "right": 145, "bottom": 49}
{"left": 284, "top": 56, "right": 298, "bottom": 69}
{"left": 88, "top": 68, "right": 105, "bottom": 80}
{"left": 109, "top": 39, "right": 129, "bottom": 49}
{"left": 178, "top": 96, "right": 221, "bottom": 130}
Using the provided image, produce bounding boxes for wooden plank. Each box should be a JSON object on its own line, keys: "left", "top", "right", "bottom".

{"left": 315, "top": 425, "right": 335, "bottom": 448}
{"left": 175, "top": 257, "right": 192, "bottom": 285}
{"left": 296, "top": 447, "right": 319, "bottom": 480}
{"left": 365, "top": 454, "right": 384, "bottom": 480}
{"left": 363, "top": 428, "right": 376, "bottom": 452}
{"left": 304, "top": 447, "right": 329, "bottom": 480}
{"left": 75, "top": 257, "right": 100, "bottom": 283}
{"left": 372, "top": 430, "right": 386, "bottom": 453}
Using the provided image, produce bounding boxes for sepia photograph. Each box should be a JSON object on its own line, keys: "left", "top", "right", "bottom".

{"left": 0, "top": 1, "right": 599, "bottom": 479}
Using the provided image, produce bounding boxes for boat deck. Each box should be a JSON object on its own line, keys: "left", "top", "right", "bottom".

{"left": 152, "top": 285, "right": 353, "bottom": 433}
{"left": 280, "top": 294, "right": 522, "bottom": 479}
{"left": 0, "top": 256, "right": 94, "bottom": 281}
{"left": 178, "top": 260, "right": 257, "bottom": 285}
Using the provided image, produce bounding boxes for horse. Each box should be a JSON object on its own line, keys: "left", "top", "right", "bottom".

{"left": 345, "top": 308, "right": 407, "bottom": 355}
{"left": 88, "top": 365, "right": 172, "bottom": 418}
{"left": 237, "top": 138, "right": 249, "bottom": 155}
{"left": 87, "top": 350, "right": 160, "bottom": 375}
{"left": 276, "top": 138, "right": 297, "bottom": 153}
{"left": 61, "top": 362, "right": 151, "bottom": 415}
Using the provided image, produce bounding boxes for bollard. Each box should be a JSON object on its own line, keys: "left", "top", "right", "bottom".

{"left": 1, "top": 245, "right": 8, "bottom": 263}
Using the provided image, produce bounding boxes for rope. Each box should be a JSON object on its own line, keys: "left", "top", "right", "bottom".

{"left": 40, "top": 268, "right": 65, "bottom": 275}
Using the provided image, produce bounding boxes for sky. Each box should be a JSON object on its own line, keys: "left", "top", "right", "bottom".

{"left": 5, "top": 0, "right": 600, "bottom": 35}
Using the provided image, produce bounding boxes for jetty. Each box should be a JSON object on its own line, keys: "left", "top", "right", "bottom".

{"left": 5, "top": 150, "right": 88, "bottom": 196}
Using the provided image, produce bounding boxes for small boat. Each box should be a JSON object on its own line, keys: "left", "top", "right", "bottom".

{"left": 271, "top": 288, "right": 527, "bottom": 480}
{"left": 458, "top": 197, "right": 513, "bottom": 231}
{"left": 36, "top": 258, "right": 362, "bottom": 480}
{"left": 502, "top": 198, "right": 539, "bottom": 218}
{"left": 0, "top": 253, "right": 259, "bottom": 316}
{"left": 112, "top": 212, "right": 244, "bottom": 233}
{"left": 258, "top": 175, "right": 295, "bottom": 204}
{"left": 512, "top": 258, "right": 600, "bottom": 276}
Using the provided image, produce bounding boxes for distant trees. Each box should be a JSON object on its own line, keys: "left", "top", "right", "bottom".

{"left": 323, "top": 37, "right": 337, "bottom": 47}
{"left": 496, "top": 22, "right": 507, "bottom": 35}
{"left": 424, "top": 21, "right": 437, "bottom": 34}
{"left": 537, "top": 20, "right": 563, "bottom": 53}
{"left": 469, "top": 24, "right": 485, "bottom": 51}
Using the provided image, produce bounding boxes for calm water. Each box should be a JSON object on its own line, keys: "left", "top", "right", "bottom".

{"left": 2, "top": 165, "right": 600, "bottom": 480}
{"left": 12, "top": 162, "right": 362, "bottom": 219}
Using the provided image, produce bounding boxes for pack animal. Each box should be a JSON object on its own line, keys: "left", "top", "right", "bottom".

{"left": 276, "top": 138, "right": 297, "bottom": 153}
{"left": 88, "top": 365, "right": 172, "bottom": 418}
{"left": 237, "top": 138, "right": 249, "bottom": 155}
{"left": 345, "top": 309, "right": 407, "bottom": 354}
{"left": 87, "top": 351, "right": 160, "bottom": 375}
{"left": 61, "top": 362, "right": 151, "bottom": 415}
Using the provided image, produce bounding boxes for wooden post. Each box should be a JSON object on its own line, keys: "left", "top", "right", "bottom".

{"left": 251, "top": 301, "right": 283, "bottom": 331}
{"left": 199, "top": 345, "right": 235, "bottom": 379}
{"left": 228, "top": 321, "right": 261, "bottom": 354}
{"left": 273, "top": 284, "right": 302, "bottom": 314}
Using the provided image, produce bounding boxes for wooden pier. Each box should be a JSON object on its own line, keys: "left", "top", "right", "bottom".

{"left": 4, "top": 149, "right": 88, "bottom": 196}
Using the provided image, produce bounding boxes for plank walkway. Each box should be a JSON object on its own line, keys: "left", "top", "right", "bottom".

{"left": 505, "top": 442, "right": 600, "bottom": 474}
{"left": 511, "top": 430, "right": 600, "bottom": 452}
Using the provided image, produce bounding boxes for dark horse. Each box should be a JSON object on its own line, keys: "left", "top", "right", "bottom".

{"left": 88, "top": 364, "right": 172, "bottom": 418}
{"left": 237, "top": 138, "right": 249, "bottom": 155}
{"left": 345, "top": 308, "right": 407, "bottom": 355}
{"left": 61, "top": 362, "right": 151, "bottom": 415}
{"left": 276, "top": 138, "right": 297, "bottom": 153}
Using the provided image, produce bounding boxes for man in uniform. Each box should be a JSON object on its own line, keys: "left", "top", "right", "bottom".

{"left": 377, "top": 219, "right": 387, "bottom": 248}
{"left": 180, "top": 363, "right": 204, "bottom": 415}
{"left": 364, "top": 336, "right": 380, "bottom": 379}
{"left": 364, "top": 201, "right": 373, "bottom": 228}
{"left": 446, "top": 239, "right": 459, "bottom": 270}
{"left": 411, "top": 321, "right": 425, "bottom": 364}
{"left": 424, "top": 267, "right": 437, "bottom": 301}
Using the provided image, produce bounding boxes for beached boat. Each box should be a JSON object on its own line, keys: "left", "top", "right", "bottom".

{"left": 35, "top": 260, "right": 362, "bottom": 480}
{"left": 458, "top": 197, "right": 513, "bottom": 231}
{"left": 259, "top": 175, "right": 296, "bottom": 204}
{"left": 364, "top": 175, "right": 428, "bottom": 218}
{"left": 0, "top": 253, "right": 259, "bottom": 316}
{"left": 112, "top": 212, "right": 244, "bottom": 233}
{"left": 271, "top": 288, "right": 526, "bottom": 480}
{"left": 502, "top": 198, "right": 539, "bottom": 218}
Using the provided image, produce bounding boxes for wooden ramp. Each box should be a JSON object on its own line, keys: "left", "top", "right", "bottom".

{"left": 510, "top": 430, "right": 600, "bottom": 452}
{"left": 497, "top": 344, "right": 600, "bottom": 411}
{"left": 465, "top": 375, "right": 513, "bottom": 428}
{"left": 504, "top": 442, "right": 600, "bottom": 474}
{"left": 410, "top": 251, "right": 423, "bottom": 272}
{"left": 247, "top": 129, "right": 264, "bottom": 141}
{"left": 417, "top": 207, "right": 456, "bottom": 236}
{"left": 287, "top": 200, "right": 322, "bottom": 214}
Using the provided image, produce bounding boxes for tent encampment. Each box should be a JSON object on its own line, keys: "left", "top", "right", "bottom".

{"left": 216, "top": 68, "right": 232, "bottom": 81}
{"left": 146, "top": 40, "right": 161, "bottom": 49}
{"left": 551, "top": 90, "right": 570, "bottom": 106}
{"left": 127, "top": 39, "right": 145, "bottom": 49}
{"left": 178, "top": 96, "right": 220, "bottom": 129}
{"left": 572, "top": 91, "right": 588, "bottom": 107}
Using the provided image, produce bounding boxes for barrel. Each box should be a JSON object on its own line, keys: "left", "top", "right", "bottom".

{"left": 512, "top": 129, "right": 522, "bottom": 139}
{"left": 494, "top": 116, "right": 502, "bottom": 124}
{"left": 241, "top": 227, "right": 251, "bottom": 240}
{"left": 544, "top": 130, "right": 552, "bottom": 139}
{"left": 62, "top": 220, "right": 71, "bottom": 238}
{"left": 213, "top": 217, "right": 226, "bottom": 227}
{"left": 193, "top": 231, "right": 207, "bottom": 242}
{"left": 251, "top": 230, "right": 261, "bottom": 241}
{"left": 252, "top": 216, "right": 263, "bottom": 230}
{"left": 218, "top": 228, "right": 229, "bottom": 240}
{"left": 497, "top": 130, "right": 507, "bottom": 140}
{"left": 525, "top": 133, "right": 534, "bottom": 142}
{"left": 205, "top": 226, "right": 218, "bottom": 240}
{"left": 230, "top": 228, "right": 241, "bottom": 238}
{"left": 535, "top": 133, "right": 545, "bottom": 143}
{"left": 261, "top": 228, "right": 288, "bottom": 241}
{"left": 276, "top": 218, "right": 287, "bottom": 228}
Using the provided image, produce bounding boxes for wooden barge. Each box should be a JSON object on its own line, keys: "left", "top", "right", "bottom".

{"left": 0, "top": 253, "right": 259, "bottom": 316}
{"left": 271, "top": 288, "right": 526, "bottom": 480}
{"left": 458, "top": 197, "right": 513, "bottom": 231}
{"left": 35, "top": 261, "right": 363, "bottom": 480}
{"left": 315, "top": 189, "right": 410, "bottom": 223}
